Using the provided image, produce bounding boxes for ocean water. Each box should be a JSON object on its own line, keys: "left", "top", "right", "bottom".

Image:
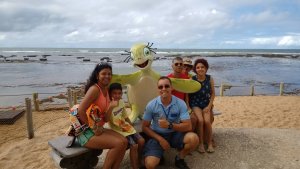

{"left": 1, "top": 48, "right": 300, "bottom": 107}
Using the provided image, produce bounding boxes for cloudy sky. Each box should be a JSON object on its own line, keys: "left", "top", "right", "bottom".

{"left": 0, "top": 0, "right": 300, "bottom": 49}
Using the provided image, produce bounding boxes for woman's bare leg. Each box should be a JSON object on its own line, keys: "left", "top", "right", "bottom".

{"left": 104, "top": 129, "right": 128, "bottom": 168}
{"left": 193, "top": 107, "right": 205, "bottom": 153}
{"left": 84, "top": 129, "right": 127, "bottom": 169}
{"left": 210, "top": 110, "right": 216, "bottom": 147}
{"left": 130, "top": 144, "right": 139, "bottom": 169}
{"left": 190, "top": 113, "right": 198, "bottom": 132}
{"left": 203, "top": 110, "right": 214, "bottom": 152}
{"left": 137, "top": 137, "right": 145, "bottom": 166}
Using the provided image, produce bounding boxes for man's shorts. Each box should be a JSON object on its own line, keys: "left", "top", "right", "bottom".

{"left": 77, "top": 128, "right": 94, "bottom": 146}
{"left": 143, "top": 132, "right": 185, "bottom": 158}
{"left": 126, "top": 133, "right": 143, "bottom": 147}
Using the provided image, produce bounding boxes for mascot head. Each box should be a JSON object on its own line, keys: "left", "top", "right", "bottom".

{"left": 124, "top": 42, "right": 156, "bottom": 70}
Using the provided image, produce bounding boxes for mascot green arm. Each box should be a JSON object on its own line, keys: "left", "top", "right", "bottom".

{"left": 170, "top": 78, "right": 201, "bottom": 93}
{"left": 149, "top": 70, "right": 161, "bottom": 81}
{"left": 111, "top": 71, "right": 142, "bottom": 85}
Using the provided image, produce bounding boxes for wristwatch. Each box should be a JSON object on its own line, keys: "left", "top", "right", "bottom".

{"left": 168, "top": 122, "right": 173, "bottom": 129}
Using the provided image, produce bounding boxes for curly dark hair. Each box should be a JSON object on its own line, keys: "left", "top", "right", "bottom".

{"left": 193, "top": 58, "right": 209, "bottom": 74}
{"left": 85, "top": 62, "right": 112, "bottom": 93}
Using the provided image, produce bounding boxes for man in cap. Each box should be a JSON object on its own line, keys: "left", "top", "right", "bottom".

{"left": 182, "top": 57, "right": 194, "bottom": 78}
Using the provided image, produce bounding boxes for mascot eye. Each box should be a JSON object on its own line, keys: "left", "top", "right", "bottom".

{"left": 144, "top": 48, "right": 150, "bottom": 56}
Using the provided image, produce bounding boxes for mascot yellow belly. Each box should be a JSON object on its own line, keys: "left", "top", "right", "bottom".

{"left": 127, "top": 75, "right": 158, "bottom": 119}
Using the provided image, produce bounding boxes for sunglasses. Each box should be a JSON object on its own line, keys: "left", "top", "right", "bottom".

{"left": 98, "top": 62, "right": 112, "bottom": 67}
{"left": 158, "top": 84, "right": 170, "bottom": 90}
{"left": 174, "top": 63, "right": 183, "bottom": 67}
{"left": 183, "top": 64, "right": 193, "bottom": 68}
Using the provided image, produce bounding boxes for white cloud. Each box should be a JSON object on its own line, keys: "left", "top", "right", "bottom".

{"left": 134, "top": 15, "right": 147, "bottom": 24}
{"left": 251, "top": 37, "right": 277, "bottom": 45}
{"left": 224, "top": 40, "right": 243, "bottom": 45}
{"left": 277, "top": 36, "right": 300, "bottom": 46}
{"left": 0, "top": 34, "right": 6, "bottom": 40}
{"left": 251, "top": 35, "right": 300, "bottom": 46}
{"left": 128, "top": 29, "right": 142, "bottom": 36}
{"left": 65, "top": 31, "right": 79, "bottom": 38}
{"left": 211, "top": 9, "right": 217, "bottom": 14}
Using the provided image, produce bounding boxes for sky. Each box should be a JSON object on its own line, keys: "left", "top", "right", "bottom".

{"left": 0, "top": 0, "right": 300, "bottom": 49}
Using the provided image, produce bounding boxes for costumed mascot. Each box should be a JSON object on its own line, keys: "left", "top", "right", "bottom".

{"left": 112, "top": 43, "right": 201, "bottom": 122}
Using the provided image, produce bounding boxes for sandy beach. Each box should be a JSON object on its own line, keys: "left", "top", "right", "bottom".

{"left": 0, "top": 96, "right": 299, "bottom": 169}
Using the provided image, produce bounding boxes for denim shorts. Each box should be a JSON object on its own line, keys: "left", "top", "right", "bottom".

{"left": 143, "top": 132, "right": 185, "bottom": 158}
{"left": 77, "top": 128, "right": 94, "bottom": 146}
{"left": 126, "top": 133, "right": 143, "bottom": 145}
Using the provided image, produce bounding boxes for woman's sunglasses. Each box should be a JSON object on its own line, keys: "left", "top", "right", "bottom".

{"left": 158, "top": 84, "right": 170, "bottom": 90}
{"left": 98, "top": 62, "right": 112, "bottom": 67}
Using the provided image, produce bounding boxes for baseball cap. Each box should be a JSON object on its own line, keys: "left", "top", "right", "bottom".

{"left": 183, "top": 58, "right": 193, "bottom": 66}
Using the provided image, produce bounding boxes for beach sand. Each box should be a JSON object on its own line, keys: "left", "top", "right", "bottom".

{"left": 0, "top": 96, "right": 299, "bottom": 169}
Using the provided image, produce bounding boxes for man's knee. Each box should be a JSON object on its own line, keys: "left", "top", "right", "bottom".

{"left": 145, "top": 156, "right": 160, "bottom": 169}
{"left": 184, "top": 132, "right": 199, "bottom": 147}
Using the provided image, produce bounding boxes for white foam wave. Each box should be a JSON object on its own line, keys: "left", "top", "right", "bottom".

{"left": 95, "top": 51, "right": 124, "bottom": 54}
{"left": 78, "top": 50, "right": 89, "bottom": 53}
{"left": 156, "top": 51, "right": 169, "bottom": 54}
{"left": 3, "top": 51, "right": 41, "bottom": 53}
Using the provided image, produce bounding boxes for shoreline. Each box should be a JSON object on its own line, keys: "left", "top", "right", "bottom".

{"left": 1, "top": 52, "right": 300, "bottom": 63}
{"left": 1, "top": 82, "right": 300, "bottom": 109}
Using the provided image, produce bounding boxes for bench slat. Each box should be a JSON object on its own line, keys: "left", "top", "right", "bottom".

{"left": 48, "top": 135, "right": 90, "bottom": 158}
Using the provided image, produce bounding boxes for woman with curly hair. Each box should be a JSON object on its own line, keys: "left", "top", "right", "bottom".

{"left": 189, "top": 58, "right": 215, "bottom": 153}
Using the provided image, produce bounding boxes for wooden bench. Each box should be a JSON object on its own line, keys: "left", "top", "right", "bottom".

{"left": 0, "top": 110, "right": 25, "bottom": 125}
{"left": 48, "top": 135, "right": 102, "bottom": 169}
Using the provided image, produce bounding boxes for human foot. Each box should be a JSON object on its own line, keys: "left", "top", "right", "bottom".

{"left": 207, "top": 145, "right": 215, "bottom": 153}
{"left": 197, "top": 145, "right": 205, "bottom": 153}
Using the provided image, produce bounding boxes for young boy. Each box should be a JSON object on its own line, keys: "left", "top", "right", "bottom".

{"left": 108, "top": 83, "right": 145, "bottom": 169}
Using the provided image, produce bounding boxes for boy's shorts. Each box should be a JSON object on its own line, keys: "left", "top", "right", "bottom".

{"left": 143, "top": 132, "right": 185, "bottom": 158}
{"left": 126, "top": 133, "right": 143, "bottom": 147}
{"left": 77, "top": 128, "right": 94, "bottom": 146}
